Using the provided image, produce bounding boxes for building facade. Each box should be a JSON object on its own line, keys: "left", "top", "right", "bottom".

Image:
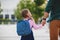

{"left": 0, "top": 0, "right": 19, "bottom": 24}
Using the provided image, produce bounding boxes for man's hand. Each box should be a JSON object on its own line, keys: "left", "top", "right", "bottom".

{"left": 41, "top": 20, "right": 46, "bottom": 26}
{"left": 41, "top": 12, "right": 49, "bottom": 26}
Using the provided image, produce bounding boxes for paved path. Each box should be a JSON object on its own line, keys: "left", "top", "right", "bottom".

{"left": 0, "top": 24, "right": 60, "bottom": 40}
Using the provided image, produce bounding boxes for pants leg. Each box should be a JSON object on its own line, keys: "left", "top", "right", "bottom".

{"left": 50, "top": 20, "right": 60, "bottom": 40}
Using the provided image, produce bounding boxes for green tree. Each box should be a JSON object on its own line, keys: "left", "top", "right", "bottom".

{"left": 15, "top": 0, "right": 46, "bottom": 22}
{"left": 34, "top": 0, "right": 45, "bottom": 6}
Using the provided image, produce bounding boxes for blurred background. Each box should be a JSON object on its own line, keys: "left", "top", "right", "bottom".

{"left": 0, "top": 0, "right": 51, "bottom": 40}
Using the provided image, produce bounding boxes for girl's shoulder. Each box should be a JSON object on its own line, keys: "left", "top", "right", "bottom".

{"left": 29, "top": 19, "right": 33, "bottom": 22}
{"left": 29, "top": 19, "right": 34, "bottom": 25}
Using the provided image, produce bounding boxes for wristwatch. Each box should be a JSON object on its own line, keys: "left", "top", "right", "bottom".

{"left": 42, "top": 18, "right": 46, "bottom": 20}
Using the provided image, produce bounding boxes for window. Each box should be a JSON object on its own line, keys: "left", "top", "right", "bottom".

{"left": 4, "top": 14, "right": 9, "bottom": 24}
{"left": 0, "top": 15, "right": 3, "bottom": 24}
{"left": 10, "top": 15, "right": 16, "bottom": 24}
{"left": 11, "top": 15, "right": 15, "bottom": 20}
{"left": 0, "top": 15, "right": 3, "bottom": 19}
{"left": 5, "top": 14, "right": 9, "bottom": 19}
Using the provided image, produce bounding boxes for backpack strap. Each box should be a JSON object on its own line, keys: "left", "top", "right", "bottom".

{"left": 24, "top": 18, "right": 31, "bottom": 21}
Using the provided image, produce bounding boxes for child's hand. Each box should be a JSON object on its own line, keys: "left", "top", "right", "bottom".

{"left": 41, "top": 20, "right": 46, "bottom": 26}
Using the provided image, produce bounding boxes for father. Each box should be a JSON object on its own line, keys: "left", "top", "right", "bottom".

{"left": 41, "top": 0, "right": 60, "bottom": 40}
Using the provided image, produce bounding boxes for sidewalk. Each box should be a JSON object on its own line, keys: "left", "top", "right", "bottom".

{"left": 0, "top": 24, "right": 60, "bottom": 40}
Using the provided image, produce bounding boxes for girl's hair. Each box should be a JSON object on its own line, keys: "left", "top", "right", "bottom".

{"left": 21, "top": 9, "right": 30, "bottom": 18}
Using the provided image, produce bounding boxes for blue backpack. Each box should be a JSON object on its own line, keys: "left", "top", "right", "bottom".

{"left": 17, "top": 20, "right": 31, "bottom": 36}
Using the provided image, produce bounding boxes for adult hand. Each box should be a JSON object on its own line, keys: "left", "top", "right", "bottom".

{"left": 41, "top": 12, "right": 49, "bottom": 26}
{"left": 41, "top": 20, "right": 46, "bottom": 26}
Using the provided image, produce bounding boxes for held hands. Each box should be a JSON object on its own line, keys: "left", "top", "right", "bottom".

{"left": 41, "top": 12, "right": 49, "bottom": 26}
{"left": 41, "top": 19, "right": 46, "bottom": 26}
{"left": 28, "top": 13, "right": 46, "bottom": 26}
{"left": 30, "top": 17, "right": 46, "bottom": 26}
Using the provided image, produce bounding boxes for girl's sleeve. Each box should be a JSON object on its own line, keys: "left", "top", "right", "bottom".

{"left": 30, "top": 20, "right": 43, "bottom": 29}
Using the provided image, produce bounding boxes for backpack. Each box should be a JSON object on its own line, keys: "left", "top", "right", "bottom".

{"left": 17, "top": 20, "right": 31, "bottom": 36}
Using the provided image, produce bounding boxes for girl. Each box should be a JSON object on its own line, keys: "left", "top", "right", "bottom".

{"left": 21, "top": 9, "right": 43, "bottom": 40}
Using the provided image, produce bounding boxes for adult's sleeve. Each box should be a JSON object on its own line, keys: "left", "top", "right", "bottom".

{"left": 45, "top": 0, "right": 53, "bottom": 13}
